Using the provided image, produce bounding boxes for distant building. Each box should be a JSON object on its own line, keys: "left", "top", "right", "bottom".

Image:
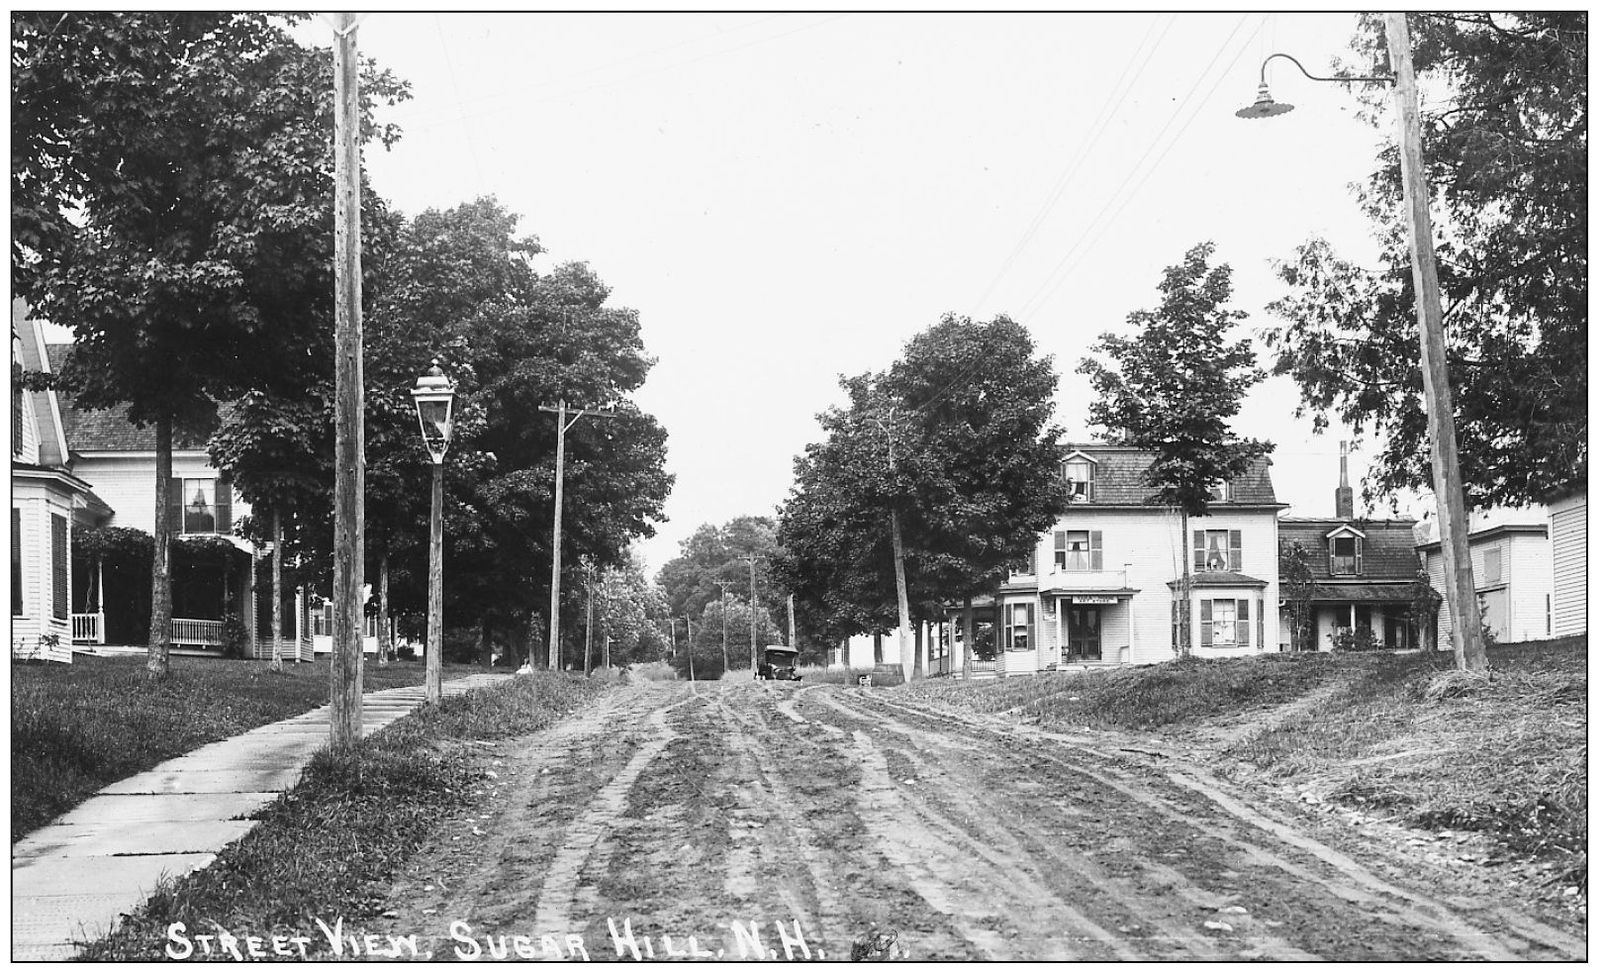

{"left": 1276, "top": 444, "right": 1427, "bottom": 652}
{"left": 1417, "top": 506, "right": 1554, "bottom": 648}
{"left": 932, "top": 444, "right": 1284, "bottom": 676}
{"left": 1547, "top": 491, "right": 1586, "bottom": 638}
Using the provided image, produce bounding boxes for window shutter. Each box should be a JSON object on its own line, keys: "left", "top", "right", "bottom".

{"left": 1199, "top": 599, "right": 1212, "bottom": 646}
{"left": 1193, "top": 530, "right": 1205, "bottom": 570}
{"left": 1354, "top": 539, "right": 1363, "bottom": 575}
{"left": 1256, "top": 597, "right": 1265, "bottom": 650}
{"left": 12, "top": 508, "right": 22, "bottom": 616}
{"left": 1229, "top": 530, "right": 1242, "bottom": 572}
{"left": 1171, "top": 598, "right": 1178, "bottom": 647}
{"left": 1089, "top": 531, "right": 1103, "bottom": 571}
{"left": 1025, "top": 602, "right": 1035, "bottom": 650}
{"left": 216, "top": 474, "right": 233, "bottom": 534}
{"left": 167, "top": 477, "right": 183, "bottom": 530}
{"left": 1237, "top": 598, "right": 1250, "bottom": 647}
{"left": 1329, "top": 540, "right": 1337, "bottom": 575}
{"left": 51, "top": 513, "right": 68, "bottom": 620}
{"left": 1087, "top": 465, "right": 1096, "bottom": 502}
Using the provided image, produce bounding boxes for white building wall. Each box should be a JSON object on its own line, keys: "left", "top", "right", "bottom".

{"left": 1034, "top": 506, "right": 1279, "bottom": 668}
{"left": 12, "top": 479, "right": 74, "bottom": 661}
{"left": 70, "top": 453, "right": 251, "bottom": 535}
{"left": 1550, "top": 494, "right": 1586, "bottom": 637}
{"left": 1507, "top": 533, "right": 1554, "bottom": 644}
{"left": 1425, "top": 527, "right": 1552, "bottom": 650}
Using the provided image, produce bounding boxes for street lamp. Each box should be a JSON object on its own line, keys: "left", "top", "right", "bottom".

{"left": 1233, "top": 53, "right": 1392, "bottom": 119}
{"left": 1236, "top": 15, "right": 1487, "bottom": 672}
{"left": 411, "top": 359, "right": 456, "bottom": 703}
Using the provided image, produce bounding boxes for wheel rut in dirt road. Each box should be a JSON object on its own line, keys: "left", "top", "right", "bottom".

{"left": 821, "top": 686, "right": 1583, "bottom": 961}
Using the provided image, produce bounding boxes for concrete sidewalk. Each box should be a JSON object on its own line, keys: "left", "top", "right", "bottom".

{"left": 12, "top": 673, "right": 508, "bottom": 961}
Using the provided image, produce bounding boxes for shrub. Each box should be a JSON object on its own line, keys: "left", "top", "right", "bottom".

{"left": 1329, "top": 624, "right": 1381, "bottom": 652}
{"left": 396, "top": 644, "right": 417, "bottom": 661}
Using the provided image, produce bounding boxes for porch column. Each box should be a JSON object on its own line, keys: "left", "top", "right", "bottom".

{"left": 247, "top": 549, "right": 259, "bottom": 658}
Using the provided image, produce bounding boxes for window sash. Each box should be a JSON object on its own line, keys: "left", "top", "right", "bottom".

{"left": 1194, "top": 529, "right": 1242, "bottom": 572}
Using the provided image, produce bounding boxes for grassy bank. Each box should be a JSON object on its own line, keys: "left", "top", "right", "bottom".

{"left": 79, "top": 671, "right": 608, "bottom": 961}
{"left": 900, "top": 638, "right": 1586, "bottom": 886}
{"left": 12, "top": 654, "right": 494, "bottom": 841}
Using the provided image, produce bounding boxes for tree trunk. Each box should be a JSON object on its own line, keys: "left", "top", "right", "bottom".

{"left": 873, "top": 632, "right": 883, "bottom": 665}
{"left": 147, "top": 413, "right": 173, "bottom": 680}
{"left": 889, "top": 509, "right": 913, "bottom": 683}
{"left": 962, "top": 594, "right": 974, "bottom": 681}
{"left": 584, "top": 565, "right": 595, "bottom": 675}
{"left": 480, "top": 616, "right": 492, "bottom": 670}
{"left": 377, "top": 544, "right": 390, "bottom": 666}
{"left": 270, "top": 508, "right": 284, "bottom": 672}
{"left": 913, "top": 621, "right": 925, "bottom": 679}
{"left": 1180, "top": 509, "right": 1192, "bottom": 658}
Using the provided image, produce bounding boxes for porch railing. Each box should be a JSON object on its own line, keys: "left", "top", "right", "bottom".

{"left": 71, "top": 612, "right": 105, "bottom": 645}
{"left": 172, "top": 617, "right": 225, "bottom": 647}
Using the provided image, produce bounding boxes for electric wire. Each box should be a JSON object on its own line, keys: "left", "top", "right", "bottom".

{"left": 967, "top": 13, "right": 1176, "bottom": 316}
{"left": 1016, "top": 14, "right": 1264, "bottom": 320}
{"left": 1021, "top": 15, "right": 1268, "bottom": 318}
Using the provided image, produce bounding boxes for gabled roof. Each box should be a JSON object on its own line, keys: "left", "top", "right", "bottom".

{"left": 1166, "top": 570, "right": 1270, "bottom": 589}
{"left": 48, "top": 343, "right": 227, "bottom": 453}
{"left": 1279, "top": 517, "right": 1420, "bottom": 582}
{"left": 1060, "top": 443, "right": 1280, "bottom": 506}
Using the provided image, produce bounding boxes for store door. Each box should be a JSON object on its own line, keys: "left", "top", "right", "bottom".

{"left": 1063, "top": 607, "right": 1101, "bottom": 662}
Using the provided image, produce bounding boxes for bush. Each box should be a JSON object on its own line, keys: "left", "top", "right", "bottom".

{"left": 222, "top": 613, "right": 249, "bottom": 660}
{"left": 631, "top": 661, "right": 678, "bottom": 682}
{"left": 396, "top": 644, "right": 417, "bottom": 661}
{"left": 1329, "top": 624, "right": 1382, "bottom": 652}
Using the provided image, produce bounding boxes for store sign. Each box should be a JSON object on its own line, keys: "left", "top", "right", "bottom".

{"left": 1070, "top": 595, "right": 1118, "bottom": 604}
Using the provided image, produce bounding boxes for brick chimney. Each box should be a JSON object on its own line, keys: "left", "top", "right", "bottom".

{"left": 1335, "top": 441, "right": 1354, "bottom": 519}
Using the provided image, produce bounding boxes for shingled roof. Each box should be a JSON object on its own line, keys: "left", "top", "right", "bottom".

{"left": 1279, "top": 517, "right": 1421, "bottom": 583}
{"left": 48, "top": 343, "right": 228, "bottom": 453}
{"left": 1061, "top": 444, "right": 1281, "bottom": 506}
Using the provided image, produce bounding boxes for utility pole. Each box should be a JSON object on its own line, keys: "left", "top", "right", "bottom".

{"left": 871, "top": 401, "right": 915, "bottom": 683}
{"left": 787, "top": 593, "right": 797, "bottom": 649}
{"left": 329, "top": 11, "right": 365, "bottom": 752}
{"left": 715, "top": 580, "right": 735, "bottom": 677}
{"left": 1384, "top": 13, "right": 1486, "bottom": 673}
{"left": 584, "top": 561, "right": 594, "bottom": 676}
{"left": 685, "top": 611, "right": 696, "bottom": 681}
{"left": 741, "top": 555, "right": 760, "bottom": 677}
{"left": 538, "top": 399, "right": 617, "bottom": 671}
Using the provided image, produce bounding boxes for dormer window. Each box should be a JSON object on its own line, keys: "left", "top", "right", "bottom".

{"left": 1327, "top": 527, "right": 1365, "bottom": 575}
{"left": 1064, "top": 457, "right": 1096, "bottom": 503}
{"left": 1209, "top": 480, "right": 1231, "bottom": 503}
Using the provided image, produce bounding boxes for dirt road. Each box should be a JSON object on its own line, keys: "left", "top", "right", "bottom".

{"left": 374, "top": 680, "right": 1583, "bottom": 961}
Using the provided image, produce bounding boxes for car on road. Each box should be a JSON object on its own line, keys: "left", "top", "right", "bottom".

{"left": 757, "top": 645, "right": 801, "bottom": 681}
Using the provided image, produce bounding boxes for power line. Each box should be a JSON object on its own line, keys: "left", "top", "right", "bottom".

{"left": 967, "top": 13, "right": 1176, "bottom": 316}
{"left": 1016, "top": 14, "right": 1262, "bottom": 320}
{"left": 1021, "top": 15, "right": 1268, "bottom": 317}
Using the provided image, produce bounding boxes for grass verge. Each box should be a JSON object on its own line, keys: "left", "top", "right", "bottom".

{"left": 899, "top": 638, "right": 1586, "bottom": 888}
{"left": 76, "top": 671, "right": 608, "bottom": 961}
{"left": 12, "top": 654, "right": 495, "bottom": 841}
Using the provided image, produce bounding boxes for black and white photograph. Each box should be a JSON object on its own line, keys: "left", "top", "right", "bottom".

{"left": 10, "top": 9, "right": 1586, "bottom": 961}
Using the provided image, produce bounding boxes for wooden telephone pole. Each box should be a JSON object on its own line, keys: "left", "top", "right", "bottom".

{"left": 329, "top": 11, "right": 365, "bottom": 752}
{"left": 1384, "top": 13, "right": 1485, "bottom": 672}
{"left": 715, "top": 580, "right": 735, "bottom": 677}
{"left": 539, "top": 400, "right": 616, "bottom": 671}
{"left": 741, "top": 555, "right": 760, "bottom": 677}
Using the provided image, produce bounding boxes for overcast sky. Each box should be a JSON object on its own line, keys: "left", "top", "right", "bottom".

{"left": 297, "top": 11, "right": 1425, "bottom": 574}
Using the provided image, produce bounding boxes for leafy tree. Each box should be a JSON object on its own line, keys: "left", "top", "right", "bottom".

{"left": 672, "top": 597, "right": 781, "bottom": 681}
{"left": 656, "top": 516, "right": 786, "bottom": 636}
{"left": 1279, "top": 540, "right": 1316, "bottom": 652}
{"left": 776, "top": 313, "right": 1066, "bottom": 681}
{"left": 591, "top": 558, "right": 672, "bottom": 668}
{"left": 1078, "top": 242, "right": 1272, "bottom": 656}
{"left": 1263, "top": 13, "right": 1585, "bottom": 509}
{"left": 15, "top": 13, "right": 407, "bottom": 678}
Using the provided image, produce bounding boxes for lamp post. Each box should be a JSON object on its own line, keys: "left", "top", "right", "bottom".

{"left": 411, "top": 359, "right": 457, "bottom": 704}
{"left": 1236, "top": 15, "right": 1486, "bottom": 672}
